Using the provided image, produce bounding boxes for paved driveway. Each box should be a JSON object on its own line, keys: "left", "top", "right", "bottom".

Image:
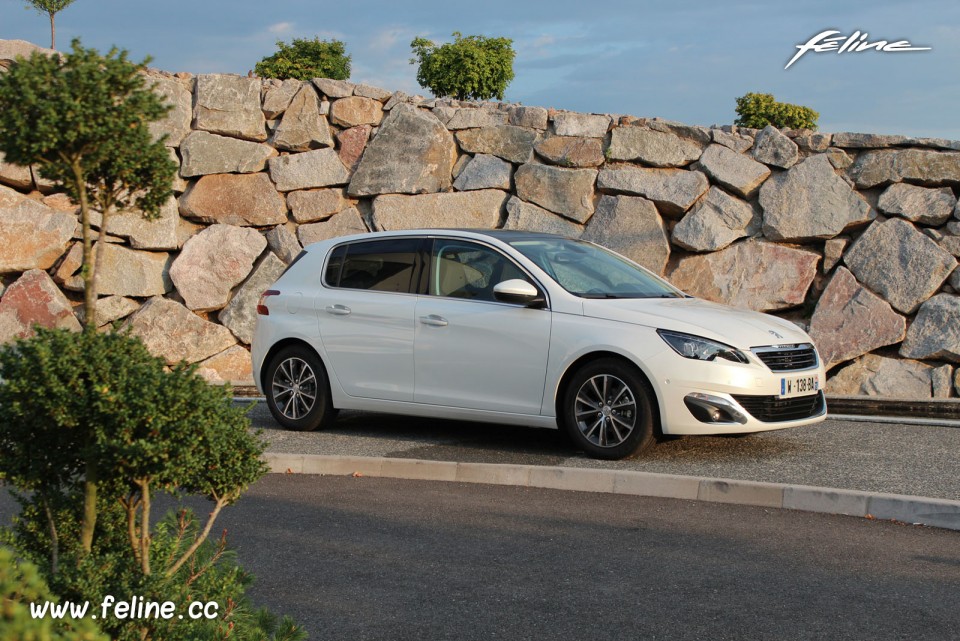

{"left": 244, "top": 403, "right": 960, "bottom": 501}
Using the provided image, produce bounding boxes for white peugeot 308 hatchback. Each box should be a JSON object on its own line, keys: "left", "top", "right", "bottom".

{"left": 252, "top": 230, "right": 826, "bottom": 459}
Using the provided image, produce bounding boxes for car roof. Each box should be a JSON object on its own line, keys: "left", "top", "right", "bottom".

{"left": 302, "top": 228, "right": 577, "bottom": 252}
{"left": 370, "top": 228, "right": 575, "bottom": 241}
{"left": 451, "top": 229, "right": 572, "bottom": 241}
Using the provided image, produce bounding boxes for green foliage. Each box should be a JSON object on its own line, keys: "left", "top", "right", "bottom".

{"left": 410, "top": 32, "right": 516, "bottom": 101}
{"left": 0, "top": 328, "right": 282, "bottom": 640}
{"left": 734, "top": 92, "right": 819, "bottom": 130}
{"left": 2, "top": 493, "right": 135, "bottom": 638}
{"left": 0, "top": 39, "right": 175, "bottom": 218}
{"left": 24, "top": 0, "right": 76, "bottom": 10}
{"left": 146, "top": 511, "right": 306, "bottom": 641}
{"left": 23, "top": 0, "right": 76, "bottom": 16}
{"left": 0, "top": 39, "right": 176, "bottom": 327}
{"left": 0, "top": 328, "right": 266, "bottom": 501}
{"left": 6, "top": 506, "right": 305, "bottom": 641}
{"left": 23, "top": 0, "right": 77, "bottom": 49}
{"left": 0, "top": 545, "right": 108, "bottom": 641}
{"left": 254, "top": 37, "right": 351, "bottom": 81}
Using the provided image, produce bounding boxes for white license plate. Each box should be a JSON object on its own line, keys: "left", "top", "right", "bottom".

{"left": 779, "top": 374, "right": 819, "bottom": 399}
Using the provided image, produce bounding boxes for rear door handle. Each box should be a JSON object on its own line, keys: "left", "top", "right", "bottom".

{"left": 325, "top": 304, "right": 351, "bottom": 316}
{"left": 419, "top": 314, "right": 448, "bottom": 327}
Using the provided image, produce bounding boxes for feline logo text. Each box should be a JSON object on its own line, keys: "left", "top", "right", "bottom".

{"left": 786, "top": 30, "right": 931, "bottom": 69}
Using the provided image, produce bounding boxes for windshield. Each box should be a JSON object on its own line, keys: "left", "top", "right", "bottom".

{"left": 508, "top": 238, "right": 685, "bottom": 299}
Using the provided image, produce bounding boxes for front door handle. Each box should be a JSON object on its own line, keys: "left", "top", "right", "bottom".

{"left": 419, "top": 314, "right": 448, "bottom": 327}
{"left": 325, "top": 304, "right": 351, "bottom": 316}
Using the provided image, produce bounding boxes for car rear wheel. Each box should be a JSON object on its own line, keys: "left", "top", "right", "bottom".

{"left": 265, "top": 345, "right": 337, "bottom": 432}
{"left": 562, "top": 358, "right": 656, "bottom": 460}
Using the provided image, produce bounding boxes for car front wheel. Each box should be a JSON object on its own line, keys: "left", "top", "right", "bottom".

{"left": 562, "top": 358, "right": 656, "bottom": 460}
{"left": 265, "top": 345, "right": 337, "bottom": 432}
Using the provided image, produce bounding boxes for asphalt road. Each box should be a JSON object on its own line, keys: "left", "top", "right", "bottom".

{"left": 242, "top": 403, "right": 960, "bottom": 501}
{"left": 4, "top": 406, "right": 959, "bottom": 641}
{"left": 4, "top": 475, "right": 958, "bottom": 640}
{"left": 218, "top": 475, "right": 959, "bottom": 641}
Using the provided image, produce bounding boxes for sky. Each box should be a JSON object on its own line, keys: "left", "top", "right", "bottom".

{"left": 3, "top": 0, "right": 958, "bottom": 139}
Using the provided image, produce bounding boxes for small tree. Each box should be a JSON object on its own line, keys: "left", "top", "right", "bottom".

{"left": 734, "top": 92, "right": 819, "bottom": 130}
{"left": 0, "top": 41, "right": 176, "bottom": 561}
{"left": 23, "top": 0, "right": 77, "bottom": 50}
{"left": 255, "top": 37, "right": 351, "bottom": 80}
{"left": 0, "top": 328, "right": 300, "bottom": 641}
{"left": 410, "top": 32, "right": 515, "bottom": 101}
{"left": 0, "top": 40, "right": 176, "bottom": 332}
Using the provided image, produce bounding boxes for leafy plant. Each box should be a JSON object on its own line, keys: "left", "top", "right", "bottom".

{"left": 0, "top": 328, "right": 266, "bottom": 562}
{"left": 6, "top": 506, "right": 305, "bottom": 641}
{"left": 255, "top": 37, "right": 351, "bottom": 81}
{"left": 0, "top": 544, "right": 108, "bottom": 641}
{"left": 0, "top": 328, "right": 288, "bottom": 641}
{"left": 0, "top": 39, "right": 176, "bottom": 331}
{"left": 734, "top": 92, "right": 819, "bottom": 130}
{"left": 410, "top": 32, "right": 516, "bottom": 101}
{"left": 23, "top": 0, "right": 77, "bottom": 49}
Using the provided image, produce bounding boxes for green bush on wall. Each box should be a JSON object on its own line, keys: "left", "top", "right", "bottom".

{"left": 255, "top": 37, "right": 351, "bottom": 81}
{"left": 734, "top": 92, "right": 819, "bottom": 130}
{"left": 410, "top": 32, "right": 516, "bottom": 101}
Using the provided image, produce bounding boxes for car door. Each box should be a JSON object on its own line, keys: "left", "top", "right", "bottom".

{"left": 318, "top": 237, "right": 422, "bottom": 401}
{"left": 413, "top": 239, "right": 552, "bottom": 415}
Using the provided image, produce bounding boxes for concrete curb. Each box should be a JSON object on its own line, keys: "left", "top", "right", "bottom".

{"left": 263, "top": 453, "right": 960, "bottom": 532}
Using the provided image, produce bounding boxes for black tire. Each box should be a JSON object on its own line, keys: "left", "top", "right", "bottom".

{"left": 561, "top": 358, "right": 657, "bottom": 460}
{"left": 264, "top": 345, "right": 338, "bottom": 432}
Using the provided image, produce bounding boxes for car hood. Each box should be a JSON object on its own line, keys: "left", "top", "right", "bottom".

{"left": 581, "top": 297, "right": 812, "bottom": 349}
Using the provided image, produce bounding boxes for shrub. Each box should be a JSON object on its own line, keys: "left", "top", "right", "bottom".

{"left": 0, "top": 545, "right": 108, "bottom": 641}
{"left": 0, "top": 328, "right": 265, "bottom": 557}
{"left": 734, "top": 92, "right": 819, "bottom": 130}
{"left": 255, "top": 37, "right": 351, "bottom": 80}
{"left": 0, "top": 328, "right": 303, "bottom": 641}
{"left": 6, "top": 505, "right": 306, "bottom": 641}
{"left": 410, "top": 32, "right": 515, "bottom": 101}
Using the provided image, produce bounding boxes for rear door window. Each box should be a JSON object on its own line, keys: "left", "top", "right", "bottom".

{"left": 324, "top": 238, "right": 422, "bottom": 293}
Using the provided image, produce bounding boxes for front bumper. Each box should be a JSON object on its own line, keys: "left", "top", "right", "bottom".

{"left": 651, "top": 355, "right": 827, "bottom": 435}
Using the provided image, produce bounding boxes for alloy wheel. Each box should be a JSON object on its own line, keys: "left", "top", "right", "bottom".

{"left": 573, "top": 374, "right": 637, "bottom": 448}
{"left": 271, "top": 357, "right": 317, "bottom": 420}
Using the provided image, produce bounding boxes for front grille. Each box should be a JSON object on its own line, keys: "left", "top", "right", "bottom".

{"left": 752, "top": 344, "right": 818, "bottom": 372}
{"left": 731, "top": 391, "right": 825, "bottom": 423}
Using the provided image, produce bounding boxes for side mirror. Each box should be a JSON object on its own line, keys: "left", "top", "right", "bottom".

{"left": 493, "top": 279, "right": 545, "bottom": 307}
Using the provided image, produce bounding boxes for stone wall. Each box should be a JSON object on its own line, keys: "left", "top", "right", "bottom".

{"left": 1, "top": 39, "right": 959, "bottom": 398}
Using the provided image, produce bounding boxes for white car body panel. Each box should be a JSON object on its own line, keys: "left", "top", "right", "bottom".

{"left": 413, "top": 297, "right": 552, "bottom": 414}
{"left": 316, "top": 289, "right": 417, "bottom": 401}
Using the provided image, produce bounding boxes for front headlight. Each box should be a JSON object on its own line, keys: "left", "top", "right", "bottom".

{"left": 657, "top": 330, "right": 749, "bottom": 364}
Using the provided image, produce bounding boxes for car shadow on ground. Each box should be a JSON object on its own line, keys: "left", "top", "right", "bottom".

{"left": 250, "top": 406, "right": 804, "bottom": 466}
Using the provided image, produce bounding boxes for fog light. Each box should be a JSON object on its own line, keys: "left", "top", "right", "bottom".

{"left": 684, "top": 393, "right": 748, "bottom": 424}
